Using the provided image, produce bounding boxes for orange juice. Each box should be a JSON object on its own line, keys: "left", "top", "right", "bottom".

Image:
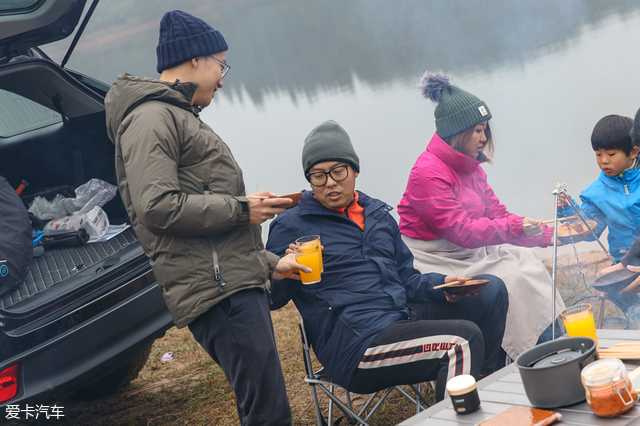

{"left": 296, "top": 235, "right": 324, "bottom": 273}
{"left": 296, "top": 247, "right": 321, "bottom": 284}
{"left": 561, "top": 304, "right": 598, "bottom": 347}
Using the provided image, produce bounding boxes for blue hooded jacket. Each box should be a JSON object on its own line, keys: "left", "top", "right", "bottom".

{"left": 560, "top": 168, "right": 640, "bottom": 261}
{"left": 266, "top": 190, "right": 446, "bottom": 389}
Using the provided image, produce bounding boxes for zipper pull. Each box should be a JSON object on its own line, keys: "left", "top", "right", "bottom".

{"left": 625, "top": 183, "right": 630, "bottom": 196}
{"left": 215, "top": 265, "right": 226, "bottom": 293}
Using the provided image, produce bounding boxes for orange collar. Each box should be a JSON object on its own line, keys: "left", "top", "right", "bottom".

{"left": 336, "top": 191, "right": 364, "bottom": 230}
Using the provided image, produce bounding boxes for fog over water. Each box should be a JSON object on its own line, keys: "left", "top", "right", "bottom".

{"left": 47, "top": 0, "right": 640, "bottom": 257}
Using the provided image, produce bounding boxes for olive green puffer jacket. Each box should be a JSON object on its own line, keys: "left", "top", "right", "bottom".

{"left": 105, "top": 73, "right": 279, "bottom": 328}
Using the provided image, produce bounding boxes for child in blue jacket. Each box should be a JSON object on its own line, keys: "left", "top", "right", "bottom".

{"left": 560, "top": 113, "right": 640, "bottom": 320}
{"left": 561, "top": 114, "right": 640, "bottom": 260}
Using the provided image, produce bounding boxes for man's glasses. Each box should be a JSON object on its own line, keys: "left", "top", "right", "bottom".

{"left": 306, "top": 164, "right": 350, "bottom": 187}
{"left": 208, "top": 55, "right": 230, "bottom": 79}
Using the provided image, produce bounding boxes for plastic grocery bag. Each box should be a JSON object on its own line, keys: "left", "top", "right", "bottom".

{"left": 28, "top": 178, "right": 117, "bottom": 220}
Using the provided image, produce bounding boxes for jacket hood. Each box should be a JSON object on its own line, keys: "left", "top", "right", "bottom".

{"left": 426, "top": 132, "right": 486, "bottom": 175}
{"left": 105, "top": 73, "right": 199, "bottom": 143}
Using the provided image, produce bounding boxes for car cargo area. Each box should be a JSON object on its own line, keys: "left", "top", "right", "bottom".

{"left": 0, "top": 59, "right": 137, "bottom": 310}
{"left": 1, "top": 227, "right": 138, "bottom": 310}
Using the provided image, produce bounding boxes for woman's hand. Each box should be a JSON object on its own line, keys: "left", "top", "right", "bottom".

{"left": 522, "top": 218, "right": 543, "bottom": 238}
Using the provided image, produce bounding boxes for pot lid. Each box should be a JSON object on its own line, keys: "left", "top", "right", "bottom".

{"left": 530, "top": 348, "right": 585, "bottom": 369}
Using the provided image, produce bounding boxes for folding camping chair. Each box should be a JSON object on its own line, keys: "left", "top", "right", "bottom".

{"left": 299, "top": 315, "right": 431, "bottom": 426}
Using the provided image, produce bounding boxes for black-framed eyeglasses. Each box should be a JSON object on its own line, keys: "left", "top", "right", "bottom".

{"left": 306, "top": 164, "right": 350, "bottom": 187}
{"left": 208, "top": 55, "right": 230, "bottom": 79}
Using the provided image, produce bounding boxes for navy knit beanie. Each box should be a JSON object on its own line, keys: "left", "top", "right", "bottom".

{"left": 156, "top": 10, "right": 228, "bottom": 74}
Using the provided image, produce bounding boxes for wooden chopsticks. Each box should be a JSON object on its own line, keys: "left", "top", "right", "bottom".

{"left": 523, "top": 215, "right": 579, "bottom": 228}
{"left": 541, "top": 215, "right": 579, "bottom": 224}
{"left": 599, "top": 342, "right": 640, "bottom": 360}
{"left": 433, "top": 278, "right": 473, "bottom": 290}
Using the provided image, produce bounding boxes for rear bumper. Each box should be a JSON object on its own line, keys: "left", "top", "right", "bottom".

{"left": 0, "top": 280, "right": 173, "bottom": 406}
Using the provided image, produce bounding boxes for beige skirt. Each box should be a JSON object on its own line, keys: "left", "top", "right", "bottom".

{"left": 402, "top": 236, "right": 565, "bottom": 360}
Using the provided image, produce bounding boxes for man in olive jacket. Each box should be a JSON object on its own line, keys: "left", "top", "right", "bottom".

{"left": 104, "top": 10, "right": 303, "bottom": 426}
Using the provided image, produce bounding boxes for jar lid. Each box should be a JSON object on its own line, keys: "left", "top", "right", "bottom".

{"left": 446, "top": 374, "right": 476, "bottom": 396}
{"left": 581, "top": 358, "right": 626, "bottom": 386}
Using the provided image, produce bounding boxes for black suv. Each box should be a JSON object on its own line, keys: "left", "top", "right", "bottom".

{"left": 0, "top": 0, "right": 173, "bottom": 408}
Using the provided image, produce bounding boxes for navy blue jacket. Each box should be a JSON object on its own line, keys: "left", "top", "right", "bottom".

{"left": 267, "top": 190, "right": 446, "bottom": 388}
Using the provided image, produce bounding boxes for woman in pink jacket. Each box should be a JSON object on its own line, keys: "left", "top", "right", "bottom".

{"left": 398, "top": 72, "right": 564, "bottom": 364}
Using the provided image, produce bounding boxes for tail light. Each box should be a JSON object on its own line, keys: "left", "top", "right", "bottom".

{"left": 0, "top": 364, "right": 19, "bottom": 402}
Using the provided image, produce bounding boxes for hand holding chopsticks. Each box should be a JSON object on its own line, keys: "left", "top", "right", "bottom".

{"left": 522, "top": 215, "right": 580, "bottom": 228}
{"left": 433, "top": 278, "right": 473, "bottom": 290}
{"left": 522, "top": 218, "right": 544, "bottom": 238}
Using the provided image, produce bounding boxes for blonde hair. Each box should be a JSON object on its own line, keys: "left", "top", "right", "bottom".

{"left": 444, "top": 121, "right": 494, "bottom": 163}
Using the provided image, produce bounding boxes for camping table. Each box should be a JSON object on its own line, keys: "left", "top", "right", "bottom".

{"left": 399, "top": 329, "right": 640, "bottom": 425}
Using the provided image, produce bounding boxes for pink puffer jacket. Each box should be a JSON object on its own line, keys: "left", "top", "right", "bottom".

{"left": 398, "top": 132, "right": 552, "bottom": 248}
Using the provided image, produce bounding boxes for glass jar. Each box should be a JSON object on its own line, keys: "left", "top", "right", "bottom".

{"left": 581, "top": 358, "right": 636, "bottom": 417}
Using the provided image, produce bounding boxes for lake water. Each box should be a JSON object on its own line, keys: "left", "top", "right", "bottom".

{"left": 46, "top": 0, "right": 640, "bottom": 258}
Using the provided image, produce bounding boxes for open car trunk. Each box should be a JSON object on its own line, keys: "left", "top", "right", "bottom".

{"left": 0, "top": 58, "right": 139, "bottom": 311}
{"left": 0, "top": 2, "right": 173, "bottom": 407}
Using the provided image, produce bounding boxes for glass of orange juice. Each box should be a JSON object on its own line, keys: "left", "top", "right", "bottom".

{"left": 560, "top": 304, "right": 598, "bottom": 348}
{"left": 295, "top": 241, "right": 322, "bottom": 285}
{"left": 296, "top": 235, "right": 323, "bottom": 273}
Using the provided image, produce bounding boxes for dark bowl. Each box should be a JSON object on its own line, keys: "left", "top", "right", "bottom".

{"left": 592, "top": 268, "right": 640, "bottom": 294}
{"left": 443, "top": 279, "right": 489, "bottom": 296}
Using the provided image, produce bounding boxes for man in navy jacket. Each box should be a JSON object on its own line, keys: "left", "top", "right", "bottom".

{"left": 267, "top": 120, "right": 508, "bottom": 401}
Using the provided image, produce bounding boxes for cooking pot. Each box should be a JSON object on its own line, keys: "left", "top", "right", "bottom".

{"left": 515, "top": 337, "right": 598, "bottom": 408}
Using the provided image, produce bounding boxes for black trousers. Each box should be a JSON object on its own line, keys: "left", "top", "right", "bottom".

{"left": 188, "top": 288, "right": 291, "bottom": 426}
{"left": 349, "top": 274, "right": 508, "bottom": 401}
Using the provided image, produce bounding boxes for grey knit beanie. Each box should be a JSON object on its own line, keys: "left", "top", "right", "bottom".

{"left": 156, "top": 10, "right": 228, "bottom": 73}
{"left": 419, "top": 71, "right": 491, "bottom": 139}
{"left": 302, "top": 120, "right": 360, "bottom": 175}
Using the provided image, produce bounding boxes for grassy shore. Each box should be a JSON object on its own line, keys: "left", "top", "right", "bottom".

{"left": 33, "top": 251, "right": 626, "bottom": 425}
